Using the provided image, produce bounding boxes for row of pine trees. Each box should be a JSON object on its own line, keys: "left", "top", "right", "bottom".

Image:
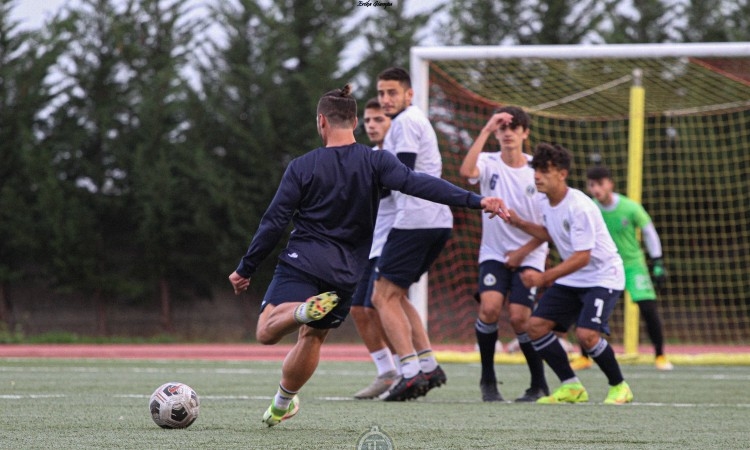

{"left": 1, "top": 0, "right": 747, "bottom": 334}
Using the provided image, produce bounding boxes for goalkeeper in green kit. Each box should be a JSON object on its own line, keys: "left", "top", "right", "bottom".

{"left": 571, "top": 166, "right": 673, "bottom": 371}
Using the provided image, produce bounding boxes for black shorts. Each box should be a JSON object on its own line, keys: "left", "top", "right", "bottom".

{"left": 351, "top": 258, "right": 378, "bottom": 309}
{"left": 260, "top": 262, "right": 353, "bottom": 329}
{"left": 476, "top": 260, "right": 538, "bottom": 308}
{"left": 532, "top": 284, "right": 622, "bottom": 335}
{"left": 376, "top": 228, "right": 451, "bottom": 289}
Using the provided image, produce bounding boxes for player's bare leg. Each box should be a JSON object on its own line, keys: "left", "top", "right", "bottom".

{"left": 256, "top": 292, "right": 338, "bottom": 345}
{"left": 351, "top": 305, "right": 399, "bottom": 398}
{"left": 281, "top": 325, "right": 329, "bottom": 392}
{"left": 372, "top": 278, "right": 415, "bottom": 358}
{"left": 372, "top": 277, "right": 428, "bottom": 400}
{"left": 401, "top": 295, "right": 446, "bottom": 393}
{"left": 263, "top": 326, "right": 327, "bottom": 426}
{"left": 351, "top": 305, "right": 392, "bottom": 353}
{"left": 256, "top": 303, "right": 301, "bottom": 344}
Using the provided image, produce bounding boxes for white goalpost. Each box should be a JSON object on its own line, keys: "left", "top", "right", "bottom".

{"left": 409, "top": 42, "right": 750, "bottom": 354}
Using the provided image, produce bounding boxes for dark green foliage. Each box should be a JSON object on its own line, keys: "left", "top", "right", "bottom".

{"left": 440, "top": 0, "right": 610, "bottom": 45}
{"left": 0, "top": 1, "right": 64, "bottom": 326}
{"left": 2, "top": 0, "right": 749, "bottom": 337}
{"left": 355, "top": 2, "right": 438, "bottom": 100}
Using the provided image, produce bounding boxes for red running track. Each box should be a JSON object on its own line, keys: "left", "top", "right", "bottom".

{"left": 0, "top": 343, "right": 748, "bottom": 361}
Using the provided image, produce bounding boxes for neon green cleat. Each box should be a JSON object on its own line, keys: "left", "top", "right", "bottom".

{"left": 603, "top": 381, "right": 633, "bottom": 405}
{"left": 305, "top": 292, "right": 339, "bottom": 321}
{"left": 262, "top": 395, "right": 300, "bottom": 427}
{"left": 537, "top": 382, "right": 589, "bottom": 404}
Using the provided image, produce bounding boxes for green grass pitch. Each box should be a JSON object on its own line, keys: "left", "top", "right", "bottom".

{"left": 1, "top": 358, "right": 748, "bottom": 449}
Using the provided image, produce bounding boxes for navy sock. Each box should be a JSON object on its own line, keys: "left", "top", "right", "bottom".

{"left": 532, "top": 332, "right": 575, "bottom": 382}
{"left": 518, "top": 332, "right": 547, "bottom": 392}
{"left": 475, "top": 319, "right": 498, "bottom": 383}
{"left": 587, "top": 338, "right": 625, "bottom": 386}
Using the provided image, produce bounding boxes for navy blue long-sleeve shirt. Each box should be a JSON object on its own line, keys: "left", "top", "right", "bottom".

{"left": 236, "top": 142, "right": 483, "bottom": 291}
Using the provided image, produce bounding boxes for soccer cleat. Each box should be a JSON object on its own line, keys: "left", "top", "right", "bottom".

{"left": 480, "top": 380, "right": 504, "bottom": 402}
{"left": 424, "top": 365, "right": 447, "bottom": 393}
{"left": 537, "top": 382, "right": 589, "bottom": 404}
{"left": 570, "top": 355, "right": 593, "bottom": 370}
{"left": 603, "top": 381, "right": 633, "bottom": 405}
{"left": 380, "top": 372, "right": 428, "bottom": 401}
{"left": 262, "top": 395, "right": 300, "bottom": 427}
{"left": 304, "top": 291, "right": 339, "bottom": 321}
{"left": 353, "top": 370, "right": 399, "bottom": 399}
{"left": 515, "top": 386, "right": 549, "bottom": 402}
{"left": 655, "top": 355, "right": 674, "bottom": 371}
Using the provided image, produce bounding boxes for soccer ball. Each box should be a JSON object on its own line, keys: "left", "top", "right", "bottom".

{"left": 149, "top": 382, "right": 200, "bottom": 429}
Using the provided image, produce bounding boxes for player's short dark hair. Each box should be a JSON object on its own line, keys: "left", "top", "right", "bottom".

{"left": 494, "top": 106, "right": 531, "bottom": 130}
{"left": 530, "top": 143, "right": 572, "bottom": 172}
{"left": 377, "top": 67, "right": 411, "bottom": 89}
{"left": 586, "top": 165, "right": 612, "bottom": 181}
{"left": 317, "top": 84, "right": 357, "bottom": 127}
{"left": 364, "top": 97, "right": 381, "bottom": 110}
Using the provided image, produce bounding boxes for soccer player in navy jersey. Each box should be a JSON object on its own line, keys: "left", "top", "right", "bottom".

{"left": 228, "top": 84, "right": 505, "bottom": 426}
{"left": 501, "top": 143, "right": 633, "bottom": 405}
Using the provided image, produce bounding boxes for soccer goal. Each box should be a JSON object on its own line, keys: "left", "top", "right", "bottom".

{"left": 409, "top": 42, "right": 750, "bottom": 359}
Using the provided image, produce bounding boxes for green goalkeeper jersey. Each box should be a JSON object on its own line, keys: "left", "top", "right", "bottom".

{"left": 594, "top": 193, "right": 652, "bottom": 268}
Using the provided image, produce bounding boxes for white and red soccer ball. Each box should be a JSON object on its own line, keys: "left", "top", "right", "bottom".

{"left": 149, "top": 382, "right": 200, "bottom": 429}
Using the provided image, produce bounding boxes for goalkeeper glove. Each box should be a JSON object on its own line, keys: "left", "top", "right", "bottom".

{"left": 651, "top": 257, "right": 666, "bottom": 291}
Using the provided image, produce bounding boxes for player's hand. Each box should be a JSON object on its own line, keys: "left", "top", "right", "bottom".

{"left": 519, "top": 269, "right": 545, "bottom": 288}
{"left": 481, "top": 196, "right": 507, "bottom": 219}
{"left": 505, "top": 249, "right": 523, "bottom": 270}
{"left": 651, "top": 257, "right": 666, "bottom": 291}
{"left": 482, "top": 112, "right": 514, "bottom": 134}
{"left": 229, "top": 271, "right": 251, "bottom": 295}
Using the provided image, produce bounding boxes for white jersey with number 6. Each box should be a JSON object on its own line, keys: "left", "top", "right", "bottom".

{"left": 469, "top": 152, "right": 547, "bottom": 270}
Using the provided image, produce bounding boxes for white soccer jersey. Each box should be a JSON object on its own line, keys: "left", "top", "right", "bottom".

{"left": 382, "top": 105, "right": 453, "bottom": 230}
{"left": 370, "top": 145, "right": 396, "bottom": 258}
{"left": 540, "top": 188, "right": 625, "bottom": 290}
{"left": 469, "top": 152, "right": 547, "bottom": 270}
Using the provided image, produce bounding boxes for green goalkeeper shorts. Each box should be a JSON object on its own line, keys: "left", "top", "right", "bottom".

{"left": 624, "top": 264, "right": 657, "bottom": 301}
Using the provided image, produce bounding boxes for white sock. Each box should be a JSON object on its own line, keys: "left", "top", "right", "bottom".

{"left": 399, "top": 353, "right": 421, "bottom": 378}
{"left": 418, "top": 349, "right": 438, "bottom": 373}
{"left": 393, "top": 355, "right": 402, "bottom": 375}
{"left": 293, "top": 302, "right": 312, "bottom": 323}
{"left": 371, "top": 348, "right": 397, "bottom": 376}
{"left": 273, "top": 384, "right": 296, "bottom": 411}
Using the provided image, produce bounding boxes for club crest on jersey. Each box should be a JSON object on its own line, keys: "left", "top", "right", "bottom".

{"left": 526, "top": 184, "right": 536, "bottom": 196}
{"left": 563, "top": 219, "right": 570, "bottom": 232}
{"left": 483, "top": 273, "right": 497, "bottom": 287}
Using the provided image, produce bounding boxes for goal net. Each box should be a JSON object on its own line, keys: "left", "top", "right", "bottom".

{"left": 410, "top": 43, "right": 750, "bottom": 353}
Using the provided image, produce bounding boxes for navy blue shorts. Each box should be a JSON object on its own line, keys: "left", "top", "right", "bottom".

{"left": 476, "top": 260, "right": 538, "bottom": 308}
{"left": 376, "top": 228, "right": 451, "bottom": 289}
{"left": 532, "top": 284, "right": 622, "bottom": 335}
{"left": 351, "top": 258, "right": 378, "bottom": 309}
{"left": 260, "top": 262, "right": 353, "bottom": 329}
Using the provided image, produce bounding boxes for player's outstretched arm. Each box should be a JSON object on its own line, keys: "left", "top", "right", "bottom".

{"left": 480, "top": 196, "right": 507, "bottom": 218}
{"left": 501, "top": 209, "right": 551, "bottom": 242}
